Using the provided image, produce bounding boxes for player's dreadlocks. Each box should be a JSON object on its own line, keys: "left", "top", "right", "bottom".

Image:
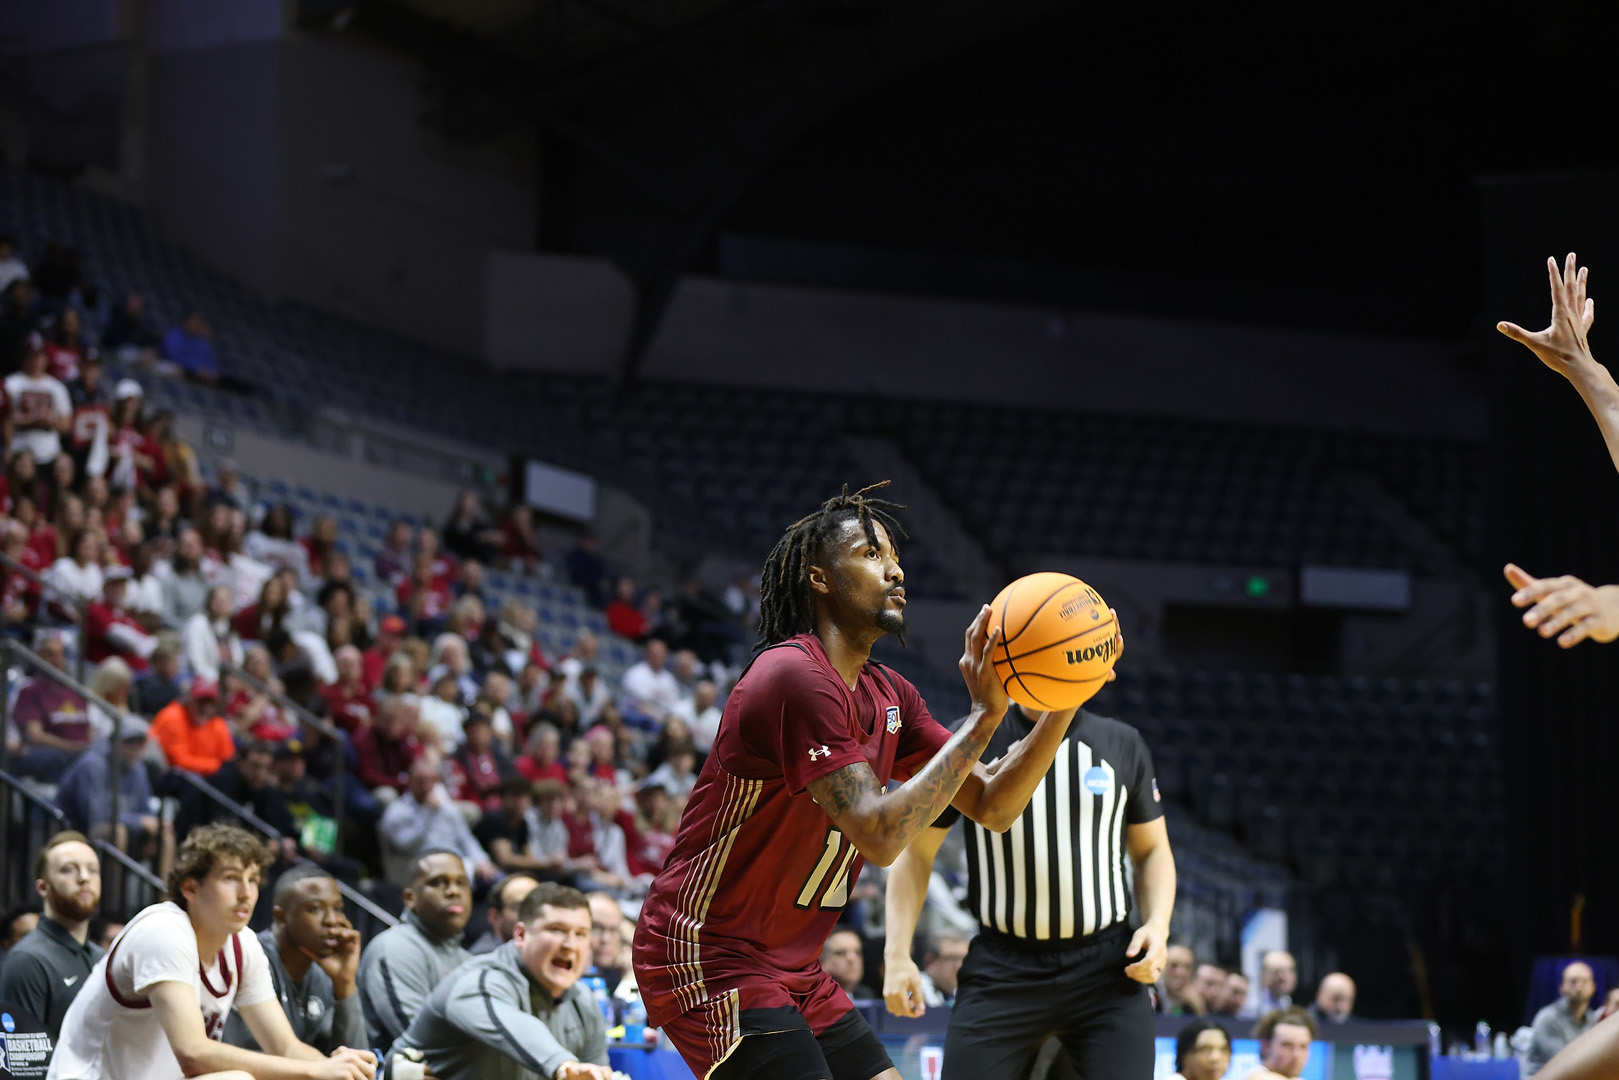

{"left": 756, "top": 482, "right": 908, "bottom": 648}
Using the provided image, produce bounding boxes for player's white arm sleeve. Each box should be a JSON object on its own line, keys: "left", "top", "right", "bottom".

{"left": 441, "top": 968, "right": 585, "bottom": 1079}
{"left": 883, "top": 825, "right": 949, "bottom": 960}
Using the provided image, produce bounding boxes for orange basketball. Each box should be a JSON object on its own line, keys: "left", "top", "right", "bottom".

{"left": 989, "top": 572, "right": 1120, "bottom": 711}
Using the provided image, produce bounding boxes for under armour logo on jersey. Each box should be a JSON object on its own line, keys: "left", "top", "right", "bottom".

{"left": 885, "top": 706, "right": 902, "bottom": 734}
{"left": 809, "top": 746, "right": 831, "bottom": 760}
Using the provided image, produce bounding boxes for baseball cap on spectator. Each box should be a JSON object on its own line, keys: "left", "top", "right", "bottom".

{"left": 24, "top": 330, "right": 44, "bottom": 354}
{"left": 114, "top": 379, "right": 143, "bottom": 401}
{"left": 82, "top": 347, "right": 101, "bottom": 365}
{"left": 117, "top": 716, "right": 150, "bottom": 741}
{"left": 273, "top": 740, "right": 304, "bottom": 761}
{"left": 190, "top": 677, "right": 220, "bottom": 701}
{"left": 379, "top": 615, "right": 406, "bottom": 636}
{"left": 637, "top": 775, "right": 670, "bottom": 795}
{"left": 104, "top": 565, "right": 132, "bottom": 583}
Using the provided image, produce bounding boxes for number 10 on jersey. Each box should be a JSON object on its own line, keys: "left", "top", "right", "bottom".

{"left": 795, "top": 827, "right": 859, "bottom": 910}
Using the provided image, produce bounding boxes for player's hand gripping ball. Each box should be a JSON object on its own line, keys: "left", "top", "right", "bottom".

{"left": 990, "top": 572, "right": 1121, "bottom": 711}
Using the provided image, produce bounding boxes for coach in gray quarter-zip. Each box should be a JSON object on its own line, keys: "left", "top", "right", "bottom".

{"left": 358, "top": 851, "right": 473, "bottom": 1050}
{"left": 386, "top": 882, "right": 608, "bottom": 1080}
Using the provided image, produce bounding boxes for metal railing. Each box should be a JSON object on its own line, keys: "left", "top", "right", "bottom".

{"left": 0, "top": 551, "right": 89, "bottom": 682}
{"left": 219, "top": 659, "right": 347, "bottom": 855}
{"left": 172, "top": 767, "right": 397, "bottom": 937}
{"left": 0, "top": 640, "right": 396, "bottom": 935}
{"left": 1, "top": 638, "right": 142, "bottom": 842}
{"left": 0, "top": 768, "right": 166, "bottom": 915}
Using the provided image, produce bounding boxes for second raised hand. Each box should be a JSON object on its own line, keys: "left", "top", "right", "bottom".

{"left": 1497, "top": 252, "right": 1596, "bottom": 375}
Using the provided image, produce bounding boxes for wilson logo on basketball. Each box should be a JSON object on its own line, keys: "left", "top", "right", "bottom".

{"left": 1064, "top": 634, "right": 1120, "bottom": 667}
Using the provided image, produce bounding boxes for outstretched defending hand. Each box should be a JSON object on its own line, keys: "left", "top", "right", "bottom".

{"left": 1504, "top": 563, "right": 1619, "bottom": 648}
{"left": 1498, "top": 252, "right": 1597, "bottom": 376}
{"left": 959, "top": 604, "right": 1009, "bottom": 719}
{"left": 883, "top": 954, "right": 927, "bottom": 1018}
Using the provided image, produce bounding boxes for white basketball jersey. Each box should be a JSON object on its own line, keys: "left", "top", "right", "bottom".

{"left": 47, "top": 902, "right": 272, "bottom": 1080}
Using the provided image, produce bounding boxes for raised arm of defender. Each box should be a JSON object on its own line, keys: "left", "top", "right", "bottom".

{"left": 807, "top": 605, "right": 1081, "bottom": 865}
{"left": 1499, "top": 253, "right": 1619, "bottom": 647}
{"left": 1498, "top": 252, "right": 1619, "bottom": 470}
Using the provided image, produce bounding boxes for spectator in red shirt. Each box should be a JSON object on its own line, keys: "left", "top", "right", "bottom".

{"left": 605, "top": 576, "right": 649, "bottom": 642}
{"left": 500, "top": 505, "right": 544, "bottom": 573}
{"left": 362, "top": 613, "right": 407, "bottom": 691}
{"left": 108, "top": 380, "right": 147, "bottom": 494}
{"left": 625, "top": 776, "right": 679, "bottom": 878}
{"left": 223, "top": 644, "right": 296, "bottom": 743}
{"left": 584, "top": 723, "right": 624, "bottom": 787}
{"left": 375, "top": 519, "right": 412, "bottom": 586}
{"left": 516, "top": 720, "right": 569, "bottom": 785}
{"left": 417, "top": 526, "right": 455, "bottom": 581}
{"left": 66, "top": 347, "right": 110, "bottom": 477}
{"left": 454, "top": 702, "right": 517, "bottom": 814}
{"left": 84, "top": 567, "right": 157, "bottom": 670}
{"left": 301, "top": 515, "right": 338, "bottom": 573}
{"left": 233, "top": 573, "right": 290, "bottom": 644}
{"left": 398, "top": 552, "right": 453, "bottom": 636}
{"left": 320, "top": 644, "right": 374, "bottom": 733}
{"left": 12, "top": 635, "right": 91, "bottom": 780}
{"left": 0, "top": 520, "right": 40, "bottom": 627}
{"left": 46, "top": 308, "right": 84, "bottom": 381}
{"left": 562, "top": 779, "right": 632, "bottom": 895}
{"left": 353, "top": 694, "right": 424, "bottom": 802}
{"left": 14, "top": 494, "right": 57, "bottom": 572}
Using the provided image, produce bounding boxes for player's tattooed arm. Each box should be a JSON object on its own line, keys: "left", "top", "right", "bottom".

{"left": 808, "top": 719, "right": 998, "bottom": 867}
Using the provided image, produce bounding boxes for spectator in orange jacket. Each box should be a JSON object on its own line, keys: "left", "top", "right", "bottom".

{"left": 148, "top": 676, "right": 234, "bottom": 776}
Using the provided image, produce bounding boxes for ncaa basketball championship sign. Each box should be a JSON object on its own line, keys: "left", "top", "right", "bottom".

{"left": 0, "top": 1006, "right": 51, "bottom": 1080}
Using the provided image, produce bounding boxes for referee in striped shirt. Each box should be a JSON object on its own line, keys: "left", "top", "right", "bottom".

{"left": 884, "top": 703, "right": 1175, "bottom": 1079}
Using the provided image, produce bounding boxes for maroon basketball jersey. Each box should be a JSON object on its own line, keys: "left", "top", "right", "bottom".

{"left": 634, "top": 633, "right": 952, "bottom": 1027}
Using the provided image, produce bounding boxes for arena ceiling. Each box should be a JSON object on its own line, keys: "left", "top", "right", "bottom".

{"left": 323, "top": 0, "right": 1619, "bottom": 373}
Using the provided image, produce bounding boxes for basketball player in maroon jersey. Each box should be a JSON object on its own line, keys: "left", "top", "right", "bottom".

{"left": 1499, "top": 260, "right": 1619, "bottom": 1080}
{"left": 634, "top": 485, "right": 1101, "bottom": 1080}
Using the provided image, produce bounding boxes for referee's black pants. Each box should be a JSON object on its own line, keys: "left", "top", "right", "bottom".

{"left": 942, "top": 923, "right": 1155, "bottom": 1080}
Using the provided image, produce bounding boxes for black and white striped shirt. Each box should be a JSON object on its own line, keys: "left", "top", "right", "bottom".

{"left": 934, "top": 708, "right": 1161, "bottom": 944}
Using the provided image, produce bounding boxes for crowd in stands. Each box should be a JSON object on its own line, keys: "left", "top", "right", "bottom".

{"left": 0, "top": 233, "right": 766, "bottom": 969}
